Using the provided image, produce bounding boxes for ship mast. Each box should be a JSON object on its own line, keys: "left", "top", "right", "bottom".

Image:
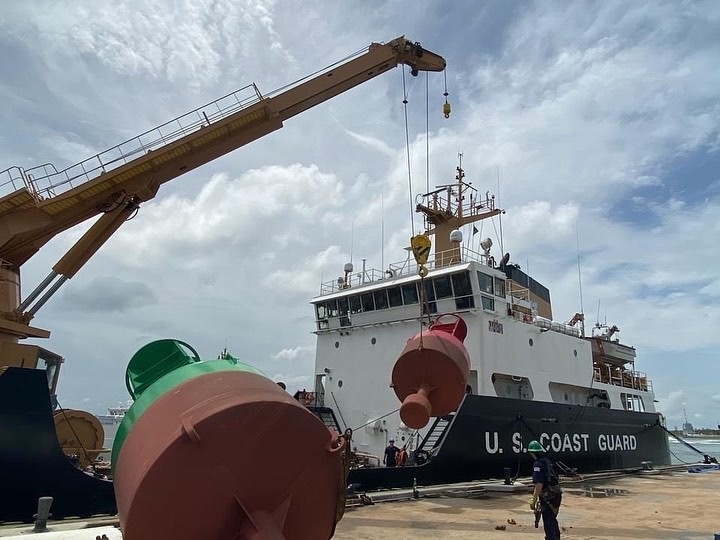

{"left": 415, "top": 156, "right": 502, "bottom": 267}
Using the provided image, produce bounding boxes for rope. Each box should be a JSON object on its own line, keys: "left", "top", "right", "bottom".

{"left": 654, "top": 420, "right": 717, "bottom": 462}
{"left": 331, "top": 391, "right": 348, "bottom": 431}
{"left": 56, "top": 400, "right": 94, "bottom": 472}
{"left": 352, "top": 407, "right": 401, "bottom": 431}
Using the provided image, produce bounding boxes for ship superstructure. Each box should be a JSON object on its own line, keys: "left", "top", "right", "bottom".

{"left": 307, "top": 163, "right": 669, "bottom": 488}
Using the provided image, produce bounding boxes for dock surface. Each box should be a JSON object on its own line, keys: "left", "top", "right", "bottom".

{"left": 334, "top": 469, "right": 719, "bottom": 539}
{"left": 1, "top": 467, "right": 717, "bottom": 539}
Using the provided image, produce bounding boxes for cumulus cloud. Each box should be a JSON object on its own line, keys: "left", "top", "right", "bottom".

{"left": 59, "top": 276, "right": 156, "bottom": 313}
{"left": 271, "top": 345, "right": 314, "bottom": 362}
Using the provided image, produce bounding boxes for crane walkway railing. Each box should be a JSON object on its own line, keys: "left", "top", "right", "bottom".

{"left": 1, "top": 83, "right": 265, "bottom": 201}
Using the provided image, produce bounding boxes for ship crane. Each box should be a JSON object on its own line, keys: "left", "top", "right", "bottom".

{"left": 0, "top": 36, "right": 446, "bottom": 350}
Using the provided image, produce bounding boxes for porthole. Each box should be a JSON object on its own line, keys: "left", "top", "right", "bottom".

{"left": 334, "top": 341, "right": 339, "bottom": 349}
{"left": 371, "top": 337, "right": 377, "bottom": 345}
{"left": 573, "top": 349, "right": 578, "bottom": 357}
{"left": 529, "top": 338, "right": 534, "bottom": 347}
{"left": 338, "top": 380, "right": 343, "bottom": 388}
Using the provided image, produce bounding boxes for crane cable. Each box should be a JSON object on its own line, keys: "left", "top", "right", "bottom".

{"left": 403, "top": 69, "right": 439, "bottom": 347}
{"left": 401, "top": 67, "right": 415, "bottom": 239}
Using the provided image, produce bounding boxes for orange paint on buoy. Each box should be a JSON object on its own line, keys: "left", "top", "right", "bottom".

{"left": 391, "top": 314, "right": 470, "bottom": 429}
{"left": 114, "top": 369, "right": 346, "bottom": 539}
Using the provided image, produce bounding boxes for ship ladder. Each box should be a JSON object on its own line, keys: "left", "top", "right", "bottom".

{"left": 309, "top": 406, "right": 343, "bottom": 434}
{"left": 417, "top": 415, "right": 452, "bottom": 454}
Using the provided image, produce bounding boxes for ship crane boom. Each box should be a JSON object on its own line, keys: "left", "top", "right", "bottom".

{"left": 0, "top": 36, "right": 446, "bottom": 341}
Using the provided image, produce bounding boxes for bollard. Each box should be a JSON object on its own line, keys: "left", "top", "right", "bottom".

{"left": 32, "top": 496, "right": 53, "bottom": 532}
{"left": 504, "top": 467, "right": 512, "bottom": 485}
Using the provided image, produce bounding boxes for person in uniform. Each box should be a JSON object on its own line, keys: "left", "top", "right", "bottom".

{"left": 383, "top": 439, "right": 399, "bottom": 467}
{"left": 528, "top": 439, "right": 562, "bottom": 539}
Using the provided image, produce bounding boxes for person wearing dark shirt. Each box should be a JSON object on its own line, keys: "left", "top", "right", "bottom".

{"left": 528, "top": 440, "right": 562, "bottom": 540}
{"left": 383, "top": 439, "right": 399, "bottom": 467}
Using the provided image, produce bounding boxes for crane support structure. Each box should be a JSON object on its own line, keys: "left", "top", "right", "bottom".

{"left": 0, "top": 37, "right": 446, "bottom": 342}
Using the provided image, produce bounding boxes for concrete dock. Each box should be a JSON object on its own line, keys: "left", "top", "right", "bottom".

{"left": 1, "top": 466, "right": 717, "bottom": 539}
{"left": 334, "top": 468, "right": 720, "bottom": 539}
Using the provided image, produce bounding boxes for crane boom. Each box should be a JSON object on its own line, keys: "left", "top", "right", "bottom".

{"left": 0, "top": 36, "right": 446, "bottom": 340}
{"left": 0, "top": 37, "right": 445, "bottom": 267}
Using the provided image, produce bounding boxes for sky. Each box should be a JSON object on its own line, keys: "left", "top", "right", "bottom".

{"left": 0, "top": 0, "right": 718, "bottom": 431}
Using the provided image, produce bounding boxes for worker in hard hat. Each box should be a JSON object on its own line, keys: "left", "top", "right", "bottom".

{"left": 383, "top": 439, "right": 399, "bottom": 467}
{"left": 528, "top": 440, "right": 562, "bottom": 539}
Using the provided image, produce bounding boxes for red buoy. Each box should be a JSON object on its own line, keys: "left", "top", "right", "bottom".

{"left": 391, "top": 314, "right": 470, "bottom": 429}
{"left": 114, "top": 367, "right": 347, "bottom": 539}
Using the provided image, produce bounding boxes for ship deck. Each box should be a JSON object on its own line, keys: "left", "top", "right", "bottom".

{"left": 0, "top": 464, "right": 717, "bottom": 539}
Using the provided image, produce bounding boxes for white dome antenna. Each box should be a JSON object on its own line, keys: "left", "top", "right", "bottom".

{"left": 449, "top": 229, "right": 463, "bottom": 243}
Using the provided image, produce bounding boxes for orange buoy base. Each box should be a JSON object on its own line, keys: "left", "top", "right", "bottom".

{"left": 114, "top": 371, "right": 345, "bottom": 540}
{"left": 392, "top": 315, "right": 471, "bottom": 429}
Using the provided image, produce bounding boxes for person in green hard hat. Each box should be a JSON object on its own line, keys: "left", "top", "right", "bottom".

{"left": 528, "top": 439, "right": 562, "bottom": 539}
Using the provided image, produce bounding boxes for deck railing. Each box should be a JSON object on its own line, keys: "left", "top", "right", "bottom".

{"left": 593, "top": 365, "right": 652, "bottom": 392}
{"left": 319, "top": 246, "right": 493, "bottom": 295}
{"left": 1, "top": 84, "right": 264, "bottom": 201}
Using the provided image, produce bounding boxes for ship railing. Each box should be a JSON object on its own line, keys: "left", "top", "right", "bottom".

{"left": 419, "top": 187, "right": 496, "bottom": 220}
{"left": 319, "top": 246, "right": 493, "bottom": 294}
{"left": 593, "top": 365, "right": 652, "bottom": 392}
{"left": 0, "top": 166, "right": 36, "bottom": 197}
{"left": 297, "top": 391, "right": 324, "bottom": 407}
{"left": 1, "top": 84, "right": 265, "bottom": 200}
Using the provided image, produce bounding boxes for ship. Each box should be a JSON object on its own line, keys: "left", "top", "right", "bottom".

{"left": 96, "top": 401, "right": 133, "bottom": 426}
{"left": 302, "top": 160, "right": 672, "bottom": 491}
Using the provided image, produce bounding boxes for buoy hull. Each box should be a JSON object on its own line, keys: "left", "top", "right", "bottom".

{"left": 113, "top": 370, "right": 345, "bottom": 540}
{"left": 392, "top": 319, "right": 471, "bottom": 429}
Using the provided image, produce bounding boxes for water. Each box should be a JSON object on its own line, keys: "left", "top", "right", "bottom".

{"left": 101, "top": 422, "right": 120, "bottom": 457}
{"left": 669, "top": 437, "right": 720, "bottom": 465}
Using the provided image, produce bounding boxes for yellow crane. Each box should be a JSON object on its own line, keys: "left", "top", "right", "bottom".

{"left": 0, "top": 37, "right": 446, "bottom": 373}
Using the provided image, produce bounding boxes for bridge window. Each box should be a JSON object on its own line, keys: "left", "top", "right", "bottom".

{"left": 481, "top": 295, "right": 495, "bottom": 311}
{"left": 360, "top": 292, "right": 375, "bottom": 312}
{"left": 373, "top": 289, "right": 389, "bottom": 310}
{"left": 387, "top": 286, "right": 403, "bottom": 308}
{"left": 452, "top": 272, "right": 474, "bottom": 309}
{"left": 494, "top": 277, "right": 506, "bottom": 298}
{"left": 338, "top": 297, "right": 351, "bottom": 327}
{"left": 316, "top": 303, "right": 329, "bottom": 330}
{"left": 477, "top": 271, "right": 494, "bottom": 295}
{"left": 433, "top": 275, "right": 453, "bottom": 299}
{"left": 423, "top": 280, "right": 437, "bottom": 314}
{"left": 349, "top": 295, "right": 362, "bottom": 314}
{"left": 401, "top": 283, "right": 419, "bottom": 305}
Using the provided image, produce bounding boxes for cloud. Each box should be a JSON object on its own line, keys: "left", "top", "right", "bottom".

{"left": 0, "top": 0, "right": 292, "bottom": 88}
{"left": 59, "top": 276, "right": 156, "bottom": 313}
{"left": 271, "top": 345, "right": 314, "bottom": 362}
